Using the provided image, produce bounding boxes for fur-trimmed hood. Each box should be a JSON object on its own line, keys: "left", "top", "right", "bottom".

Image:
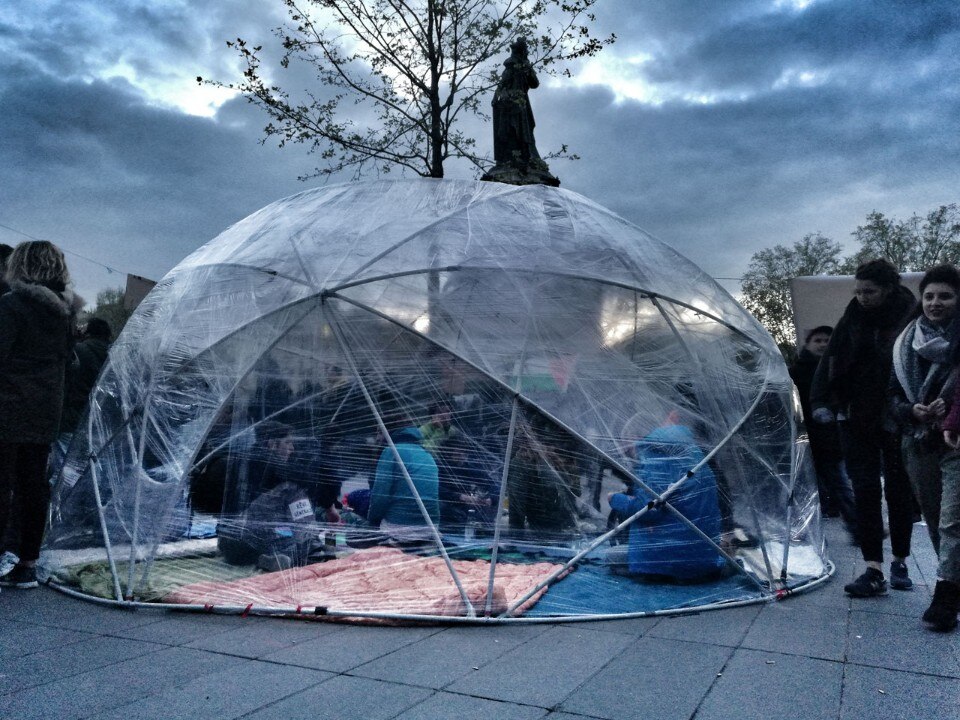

{"left": 9, "top": 279, "right": 78, "bottom": 317}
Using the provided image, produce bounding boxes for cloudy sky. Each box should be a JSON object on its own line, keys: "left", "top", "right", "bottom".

{"left": 1, "top": 0, "right": 958, "bottom": 304}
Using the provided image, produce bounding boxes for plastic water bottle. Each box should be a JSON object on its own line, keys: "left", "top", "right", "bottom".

{"left": 465, "top": 509, "right": 477, "bottom": 541}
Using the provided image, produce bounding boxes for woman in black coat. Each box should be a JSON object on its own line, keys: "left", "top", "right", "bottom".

{"left": 810, "top": 258, "right": 916, "bottom": 597}
{"left": 0, "top": 241, "right": 76, "bottom": 589}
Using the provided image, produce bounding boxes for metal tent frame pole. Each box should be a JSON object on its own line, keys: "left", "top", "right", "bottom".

{"left": 130, "top": 299, "right": 322, "bottom": 599}
{"left": 325, "top": 300, "right": 478, "bottom": 618}
{"left": 331, "top": 291, "right": 771, "bottom": 606}
{"left": 778, "top": 422, "right": 805, "bottom": 583}
{"left": 484, "top": 397, "right": 520, "bottom": 616}
{"left": 502, "top": 369, "right": 773, "bottom": 617}
{"left": 328, "top": 265, "right": 759, "bottom": 346}
{"left": 85, "top": 407, "right": 124, "bottom": 603}
{"left": 650, "top": 296, "right": 778, "bottom": 586}
{"left": 125, "top": 403, "right": 156, "bottom": 598}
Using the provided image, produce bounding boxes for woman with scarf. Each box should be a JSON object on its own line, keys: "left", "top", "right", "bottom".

{"left": 810, "top": 258, "right": 916, "bottom": 597}
{"left": 891, "top": 265, "right": 960, "bottom": 631}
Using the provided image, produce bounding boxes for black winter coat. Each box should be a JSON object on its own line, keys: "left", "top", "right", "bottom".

{"left": 0, "top": 281, "right": 77, "bottom": 443}
{"left": 60, "top": 337, "right": 110, "bottom": 433}
{"left": 810, "top": 285, "right": 915, "bottom": 433}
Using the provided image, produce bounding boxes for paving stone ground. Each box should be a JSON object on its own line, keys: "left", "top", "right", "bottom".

{"left": 1, "top": 522, "right": 957, "bottom": 719}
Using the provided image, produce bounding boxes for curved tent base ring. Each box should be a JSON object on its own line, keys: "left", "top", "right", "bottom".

{"left": 44, "top": 558, "right": 834, "bottom": 624}
{"left": 43, "top": 178, "right": 831, "bottom": 624}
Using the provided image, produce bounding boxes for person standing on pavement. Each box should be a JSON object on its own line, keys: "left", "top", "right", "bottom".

{"left": 810, "top": 258, "right": 916, "bottom": 597}
{"left": 931, "top": 371, "right": 960, "bottom": 631}
{"left": 890, "top": 264, "right": 960, "bottom": 632}
{"left": 790, "top": 325, "right": 857, "bottom": 534}
{"left": 0, "top": 241, "right": 77, "bottom": 590}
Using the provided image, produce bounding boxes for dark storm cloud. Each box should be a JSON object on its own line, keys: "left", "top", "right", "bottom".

{"left": 640, "top": 0, "right": 960, "bottom": 90}
{"left": 0, "top": 63, "right": 310, "bottom": 300}
{"left": 533, "top": 61, "right": 960, "bottom": 282}
{"left": 597, "top": 0, "right": 960, "bottom": 95}
{"left": 2, "top": 0, "right": 958, "bottom": 302}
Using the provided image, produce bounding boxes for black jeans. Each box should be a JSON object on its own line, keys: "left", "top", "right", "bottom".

{"left": 808, "top": 423, "right": 856, "bottom": 527}
{"left": 0, "top": 442, "right": 52, "bottom": 563}
{"left": 840, "top": 424, "right": 913, "bottom": 563}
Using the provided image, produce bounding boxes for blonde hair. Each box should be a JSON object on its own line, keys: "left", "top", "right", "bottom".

{"left": 5, "top": 240, "right": 70, "bottom": 289}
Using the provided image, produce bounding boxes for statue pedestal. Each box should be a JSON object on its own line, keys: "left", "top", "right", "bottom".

{"left": 481, "top": 161, "right": 560, "bottom": 187}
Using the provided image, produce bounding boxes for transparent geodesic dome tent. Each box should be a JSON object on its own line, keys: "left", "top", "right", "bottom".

{"left": 44, "top": 178, "right": 829, "bottom": 621}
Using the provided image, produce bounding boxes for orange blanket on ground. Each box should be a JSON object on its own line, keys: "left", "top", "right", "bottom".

{"left": 162, "top": 547, "right": 564, "bottom": 618}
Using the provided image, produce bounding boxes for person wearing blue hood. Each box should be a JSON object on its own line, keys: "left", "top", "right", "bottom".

{"left": 607, "top": 412, "right": 725, "bottom": 581}
{"left": 368, "top": 422, "right": 440, "bottom": 543}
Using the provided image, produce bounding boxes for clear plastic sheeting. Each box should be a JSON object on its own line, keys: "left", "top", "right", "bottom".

{"left": 44, "top": 179, "right": 829, "bottom": 622}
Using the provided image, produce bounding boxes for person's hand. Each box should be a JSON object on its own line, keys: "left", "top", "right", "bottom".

{"left": 913, "top": 403, "right": 932, "bottom": 422}
{"left": 811, "top": 407, "right": 835, "bottom": 425}
{"left": 324, "top": 507, "right": 341, "bottom": 524}
{"left": 945, "top": 430, "right": 960, "bottom": 449}
{"left": 929, "top": 398, "right": 947, "bottom": 418}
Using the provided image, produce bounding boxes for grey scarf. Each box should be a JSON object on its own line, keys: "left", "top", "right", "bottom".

{"left": 893, "top": 316, "right": 954, "bottom": 406}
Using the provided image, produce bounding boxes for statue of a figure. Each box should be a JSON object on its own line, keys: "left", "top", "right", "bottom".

{"left": 482, "top": 38, "right": 560, "bottom": 187}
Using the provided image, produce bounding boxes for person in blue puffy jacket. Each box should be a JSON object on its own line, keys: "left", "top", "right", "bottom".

{"left": 607, "top": 414, "right": 724, "bottom": 581}
{"left": 369, "top": 425, "right": 440, "bottom": 543}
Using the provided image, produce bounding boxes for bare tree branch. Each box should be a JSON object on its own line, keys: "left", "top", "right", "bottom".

{"left": 201, "top": 0, "right": 613, "bottom": 178}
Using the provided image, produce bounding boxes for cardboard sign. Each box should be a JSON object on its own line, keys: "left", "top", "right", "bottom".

{"left": 288, "top": 498, "right": 313, "bottom": 521}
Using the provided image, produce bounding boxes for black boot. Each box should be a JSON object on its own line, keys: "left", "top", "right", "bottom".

{"left": 922, "top": 580, "right": 960, "bottom": 632}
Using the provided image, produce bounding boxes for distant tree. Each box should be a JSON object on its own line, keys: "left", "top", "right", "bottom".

{"left": 200, "top": 0, "right": 614, "bottom": 179}
{"left": 841, "top": 204, "right": 960, "bottom": 273}
{"left": 743, "top": 204, "right": 960, "bottom": 358}
{"left": 740, "top": 233, "right": 843, "bottom": 357}
{"left": 85, "top": 288, "right": 132, "bottom": 338}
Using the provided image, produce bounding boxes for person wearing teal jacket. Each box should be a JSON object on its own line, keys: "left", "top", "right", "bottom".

{"left": 608, "top": 419, "right": 724, "bottom": 581}
{"left": 369, "top": 426, "right": 440, "bottom": 542}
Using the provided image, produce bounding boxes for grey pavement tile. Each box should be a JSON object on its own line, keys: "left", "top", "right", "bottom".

{"left": 0, "top": 667, "right": 151, "bottom": 720}
{"left": 446, "top": 625, "right": 635, "bottom": 707}
{"left": 112, "top": 612, "right": 244, "bottom": 645}
{"left": 848, "top": 583, "right": 934, "bottom": 618}
{"left": 0, "top": 646, "right": 247, "bottom": 720}
{"left": 184, "top": 616, "right": 334, "bottom": 658}
{"left": 741, "top": 600, "right": 848, "bottom": 661}
{"left": 90, "top": 645, "right": 256, "bottom": 698}
{"left": 694, "top": 648, "right": 843, "bottom": 720}
{"left": 85, "top": 661, "right": 331, "bottom": 720}
{"left": 0, "top": 588, "right": 161, "bottom": 633}
{"left": 557, "top": 616, "right": 660, "bottom": 636}
{"left": 825, "top": 538, "right": 863, "bottom": 562}
{"left": 645, "top": 604, "right": 761, "bottom": 647}
{"left": 0, "top": 618, "right": 95, "bottom": 659}
{"left": 258, "top": 624, "right": 440, "bottom": 673}
{"left": 0, "top": 634, "right": 163, "bottom": 694}
{"left": 782, "top": 575, "right": 852, "bottom": 611}
{"left": 560, "top": 635, "right": 730, "bottom": 720}
{"left": 394, "top": 691, "right": 548, "bottom": 719}
{"left": 242, "top": 674, "right": 432, "bottom": 720}
{"left": 352, "top": 624, "right": 548, "bottom": 689}
{"left": 847, "top": 609, "right": 960, "bottom": 677}
{"left": 840, "top": 664, "right": 960, "bottom": 720}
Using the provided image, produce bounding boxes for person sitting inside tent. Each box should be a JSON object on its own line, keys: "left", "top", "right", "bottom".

{"left": 218, "top": 421, "right": 325, "bottom": 571}
{"left": 507, "top": 432, "right": 581, "bottom": 535}
{"left": 368, "top": 421, "right": 439, "bottom": 544}
{"left": 606, "top": 411, "right": 725, "bottom": 582}
{"left": 419, "top": 401, "right": 456, "bottom": 452}
{"left": 437, "top": 437, "right": 499, "bottom": 534}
